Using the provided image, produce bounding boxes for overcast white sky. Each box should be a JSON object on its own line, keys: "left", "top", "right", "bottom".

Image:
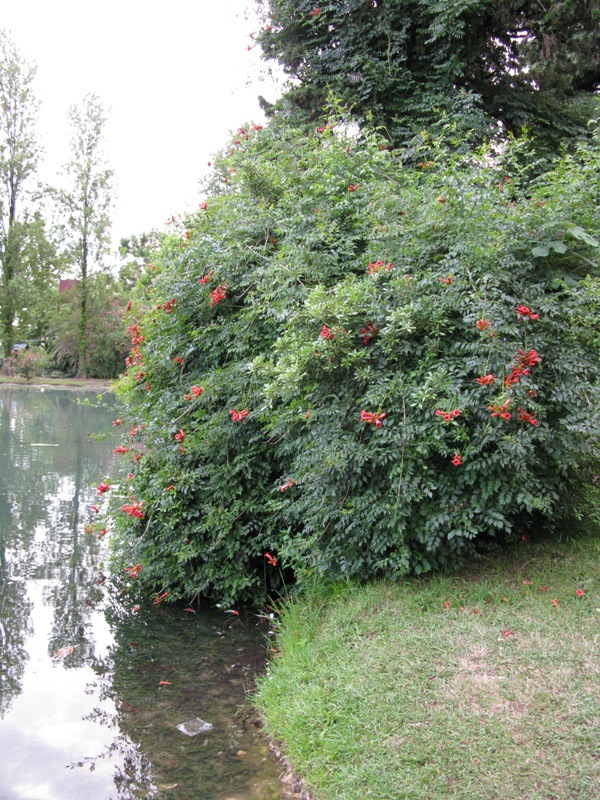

{"left": 2, "top": 0, "right": 283, "bottom": 253}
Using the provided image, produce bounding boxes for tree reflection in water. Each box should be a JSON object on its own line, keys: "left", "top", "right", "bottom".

{"left": 0, "top": 388, "right": 286, "bottom": 800}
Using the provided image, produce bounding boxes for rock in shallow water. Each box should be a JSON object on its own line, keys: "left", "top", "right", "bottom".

{"left": 176, "top": 717, "right": 214, "bottom": 736}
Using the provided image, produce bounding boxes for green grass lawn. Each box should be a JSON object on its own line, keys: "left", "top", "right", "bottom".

{"left": 255, "top": 534, "right": 599, "bottom": 800}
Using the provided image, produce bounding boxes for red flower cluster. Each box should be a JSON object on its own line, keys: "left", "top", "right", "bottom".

{"left": 199, "top": 201, "right": 208, "bottom": 210}
{"left": 125, "top": 349, "right": 143, "bottom": 369}
{"left": 157, "top": 298, "right": 176, "bottom": 313}
{"left": 125, "top": 563, "right": 142, "bottom": 578}
{"left": 360, "top": 410, "right": 386, "bottom": 428}
{"left": 229, "top": 409, "right": 249, "bottom": 422}
{"left": 320, "top": 325, "right": 334, "bottom": 340}
{"left": 279, "top": 480, "right": 295, "bottom": 492}
{"left": 475, "top": 319, "right": 489, "bottom": 331}
{"left": 184, "top": 385, "right": 203, "bottom": 401}
{"left": 439, "top": 275, "right": 452, "bottom": 285}
{"left": 96, "top": 482, "right": 110, "bottom": 495}
{"left": 367, "top": 260, "right": 392, "bottom": 274}
{"left": 120, "top": 501, "right": 144, "bottom": 518}
{"left": 112, "top": 445, "right": 130, "bottom": 454}
{"left": 488, "top": 399, "right": 511, "bottom": 420}
{"left": 199, "top": 270, "right": 214, "bottom": 285}
{"left": 173, "top": 356, "right": 184, "bottom": 366}
{"left": 112, "top": 418, "right": 122, "bottom": 427}
{"left": 504, "top": 348, "right": 541, "bottom": 388}
{"left": 451, "top": 453, "right": 462, "bottom": 467}
{"left": 504, "top": 365, "right": 529, "bottom": 388}
{"left": 359, "top": 322, "right": 379, "bottom": 345}
{"left": 309, "top": 7, "right": 320, "bottom": 15}
{"left": 516, "top": 407, "right": 538, "bottom": 426}
{"left": 127, "top": 324, "right": 144, "bottom": 346}
{"left": 265, "top": 552, "right": 277, "bottom": 567}
{"left": 347, "top": 183, "right": 360, "bottom": 192}
{"left": 174, "top": 429, "right": 185, "bottom": 443}
{"left": 518, "top": 348, "right": 541, "bottom": 367}
{"left": 435, "top": 409, "right": 460, "bottom": 422}
{"left": 515, "top": 304, "right": 539, "bottom": 320}
{"left": 476, "top": 373, "right": 496, "bottom": 386}
{"left": 210, "top": 283, "right": 227, "bottom": 307}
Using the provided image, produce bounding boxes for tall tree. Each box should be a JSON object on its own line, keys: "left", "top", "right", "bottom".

{"left": 0, "top": 29, "right": 40, "bottom": 358}
{"left": 12, "top": 212, "right": 65, "bottom": 344}
{"left": 255, "top": 0, "right": 600, "bottom": 152}
{"left": 57, "top": 93, "right": 113, "bottom": 377}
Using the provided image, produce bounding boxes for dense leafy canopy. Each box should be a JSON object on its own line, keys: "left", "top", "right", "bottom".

{"left": 255, "top": 0, "right": 600, "bottom": 152}
{"left": 110, "top": 114, "right": 600, "bottom": 605}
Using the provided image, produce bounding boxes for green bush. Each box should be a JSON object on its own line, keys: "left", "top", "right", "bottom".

{"left": 109, "top": 114, "right": 600, "bottom": 605}
{"left": 6, "top": 345, "right": 51, "bottom": 379}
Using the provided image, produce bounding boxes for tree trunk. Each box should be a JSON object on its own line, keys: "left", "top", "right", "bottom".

{"left": 76, "top": 237, "right": 88, "bottom": 378}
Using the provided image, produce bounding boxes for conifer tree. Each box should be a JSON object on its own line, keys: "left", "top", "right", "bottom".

{"left": 256, "top": 0, "right": 600, "bottom": 151}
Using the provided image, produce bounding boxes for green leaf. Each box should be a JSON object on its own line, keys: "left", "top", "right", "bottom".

{"left": 549, "top": 241, "right": 568, "bottom": 254}
{"left": 532, "top": 245, "right": 550, "bottom": 257}
{"left": 565, "top": 225, "right": 599, "bottom": 248}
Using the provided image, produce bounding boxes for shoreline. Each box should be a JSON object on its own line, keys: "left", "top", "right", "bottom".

{"left": 0, "top": 376, "right": 114, "bottom": 391}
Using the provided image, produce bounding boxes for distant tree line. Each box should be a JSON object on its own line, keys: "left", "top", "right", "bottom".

{"left": 0, "top": 29, "right": 149, "bottom": 379}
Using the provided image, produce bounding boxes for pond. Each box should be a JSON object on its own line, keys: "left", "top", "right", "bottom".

{"left": 0, "top": 387, "right": 287, "bottom": 800}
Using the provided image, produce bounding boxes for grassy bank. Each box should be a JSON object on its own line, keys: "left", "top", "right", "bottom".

{"left": 0, "top": 375, "right": 112, "bottom": 390}
{"left": 255, "top": 534, "right": 599, "bottom": 800}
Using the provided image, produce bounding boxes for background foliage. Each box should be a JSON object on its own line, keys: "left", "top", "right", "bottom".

{"left": 110, "top": 111, "right": 600, "bottom": 605}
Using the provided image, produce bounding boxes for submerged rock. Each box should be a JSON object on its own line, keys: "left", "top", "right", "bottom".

{"left": 176, "top": 717, "right": 213, "bottom": 736}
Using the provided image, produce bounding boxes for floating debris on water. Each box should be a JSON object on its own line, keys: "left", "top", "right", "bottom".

{"left": 176, "top": 717, "right": 214, "bottom": 736}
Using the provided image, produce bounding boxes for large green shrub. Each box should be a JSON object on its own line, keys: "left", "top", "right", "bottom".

{"left": 109, "top": 115, "right": 600, "bottom": 605}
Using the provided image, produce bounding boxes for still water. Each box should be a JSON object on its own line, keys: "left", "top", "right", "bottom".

{"left": 0, "top": 387, "right": 285, "bottom": 800}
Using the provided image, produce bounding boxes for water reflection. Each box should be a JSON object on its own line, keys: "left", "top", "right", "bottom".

{"left": 0, "top": 387, "right": 285, "bottom": 800}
